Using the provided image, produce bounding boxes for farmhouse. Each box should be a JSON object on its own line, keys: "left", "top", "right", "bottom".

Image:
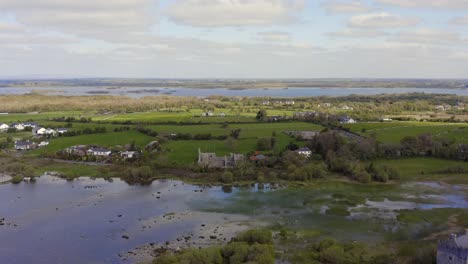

{"left": 66, "top": 145, "right": 88, "bottom": 157}
{"left": 121, "top": 151, "right": 139, "bottom": 159}
{"left": 33, "top": 127, "right": 57, "bottom": 136}
{"left": 15, "top": 141, "right": 36, "bottom": 150}
{"left": 23, "top": 122, "right": 39, "bottom": 128}
{"left": 437, "top": 231, "right": 468, "bottom": 264}
{"left": 250, "top": 152, "right": 267, "bottom": 161}
{"left": 10, "top": 123, "right": 25, "bottom": 131}
{"left": 198, "top": 149, "right": 244, "bottom": 169}
{"left": 57, "top": 128, "right": 69, "bottom": 134}
{"left": 87, "top": 147, "right": 111, "bottom": 156}
{"left": 295, "top": 147, "right": 312, "bottom": 158}
{"left": 38, "top": 141, "right": 49, "bottom": 147}
{"left": 0, "top": 123, "right": 9, "bottom": 131}
{"left": 339, "top": 116, "right": 356, "bottom": 124}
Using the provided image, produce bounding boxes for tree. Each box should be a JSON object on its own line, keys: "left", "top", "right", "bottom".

{"left": 256, "top": 109, "right": 267, "bottom": 121}
{"left": 230, "top": 129, "right": 241, "bottom": 139}
{"left": 257, "top": 138, "right": 271, "bottom": 151}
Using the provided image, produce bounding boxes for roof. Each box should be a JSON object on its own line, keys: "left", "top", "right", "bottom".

{"left": 57, "top": 128, "right": 68, "bottom": 131}
{"left": 89, "top": 147, "right": 110, "bottom": 152}
{"left": 456, "top": 234, "right": 468, "bottom": 248}
{"left": 296, "top": 147, "right": 311, "bottom": 152}
{"left": 15, "top": 141, "right": 33, "bottom": 146}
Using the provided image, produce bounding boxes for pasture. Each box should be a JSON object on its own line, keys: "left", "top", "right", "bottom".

{"left": 345, "top": 121, "right": 468, "bottom": 143}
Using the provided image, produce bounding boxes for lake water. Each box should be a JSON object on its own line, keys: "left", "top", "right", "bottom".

{"left": 0, "top": 176, "right": 467, "bottom": 264}
{"left": 0, "top": 86, "right": 467, "bottom": 97}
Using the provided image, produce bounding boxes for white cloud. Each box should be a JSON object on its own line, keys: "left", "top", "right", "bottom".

{"left": 391, "top": 29, "right": 464, "bottom": 45}
{"left": 327, "top": 29, "right": 388, "bottom": 38}
{"left": 349, "top": 12, "right": 420, "bottom": 28}
{"left": 0, "top": 0, "right": 158, "bottom": 39}
{"left": 258, "top": 31, "right": 291, "bottom": 42}
{"left": 377, "top": 0, "right": 468, "bottom": 9}
{"left": 322, "top": 1, "right": 371, "bottom": 14}
{"left": 165, "top": 0, "right": 305, "bottom": 27}
{"left": 450, "top": 16, "right": 468, "bottom": 25}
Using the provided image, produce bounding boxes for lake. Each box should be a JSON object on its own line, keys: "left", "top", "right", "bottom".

{"left": 0, "top": 86, "right": 467, "bottom": 97}
{"left": 1, "top": 176, "right": 467, "bottom": 263}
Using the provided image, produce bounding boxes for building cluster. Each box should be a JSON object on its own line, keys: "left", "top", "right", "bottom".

{"left": 293, "top": 112, "right": 356, "bottom": 124}
{"left": 437, "top": 231, "right": 468, "bottom": 264}
{"left": 262, "top": 100, "right": 295, "bottom": 106}
{"left": 435, "top": 102, "right": 465, "bottom": 111}
{"left": 200, "top": 111, "right": 226, "bottom": 117}
{"left": 0, "top": 121, "right": 69, "bottom": 137}
{"left": 197, "top": 148, "right": 244, "bottom": 169}
{"left": 64, "top": 145, "right": 139, "bottom": 160}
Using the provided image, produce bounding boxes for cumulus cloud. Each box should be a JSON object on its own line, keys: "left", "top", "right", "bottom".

{"left": 327, "top": 29, "right": 388, "bottom": 38}
{"left": 165, "top": 0, "right": 305, "bottom": 27}
{"left": 377, "top": 0, "right": 468, "bottom": 9}
{"left": 450, "top": 16, "right": 468, "bottom": 25}
{"left": 0, "top": 0, "right": 157, "bottom": 39}
{"left": 257, "top": 31, "right": 291, "bottom": 42}
{"left": 391, "top": 29, "right": 464, "bottom": 45}
{"left": 349, "top": 12, "right": 420, "bottom": 28}
{"left": 322, "top": 1, "right": 371, "bottom": 14}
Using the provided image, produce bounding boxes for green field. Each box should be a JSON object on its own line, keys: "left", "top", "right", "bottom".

{"left": 345, "top": 121, "right": 468, "bottom": 143}
{"left": 32, "top": 131, "right": 154, "bottom": 155}
{"left": 0, "top": 111, "right": 91, "bottom": 123}
{"left": 375, "top": 157, "right": 468, "bottom": 182}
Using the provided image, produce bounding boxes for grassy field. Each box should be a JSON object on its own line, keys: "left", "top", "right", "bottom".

{"left": 159, "top": 122, "right": 324, "bottom": 165}
{"left": 31, "top": 131, "right": 154, "bottom": 155}
{"left": 375, "top": 157, "right": 468, "bottom": 182}
{"left": 345, "top": 121, "right": 468, "bottom": 143}
{"left": 93, "top": 108, "right": 297, "bottom": 123}
{"left": 0, "top": 111, "right": 91, "bottom": 123}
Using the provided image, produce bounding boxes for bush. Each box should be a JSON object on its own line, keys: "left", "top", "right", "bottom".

{"left": 11, "top": 175, "right": 24, "bottom": 184}
{"left": 220, "top": 171, "right": 234, "bottom": 183}
{"left": 234, "top": 229, "right": 273, "bottom": 245}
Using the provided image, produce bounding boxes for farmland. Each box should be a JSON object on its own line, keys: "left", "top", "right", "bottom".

{"left": 344, "top": 121, "right": 468, "bottom": 143}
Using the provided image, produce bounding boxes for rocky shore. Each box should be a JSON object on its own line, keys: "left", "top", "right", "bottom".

{"left": 122, "top": 211, "right": 263, "bottom": 263}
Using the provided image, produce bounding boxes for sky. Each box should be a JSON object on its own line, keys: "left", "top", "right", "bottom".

{"left": 0, "top": 0, "right": 468, "bottom": 79}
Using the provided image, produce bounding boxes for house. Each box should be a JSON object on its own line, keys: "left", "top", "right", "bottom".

{"left": 198, "top": 149, "right": 244, "bottom": 169}
{"left": 66, "top": 145, "right": 88, "bottom": 157}
{"left": 121, "top": 151, "right": 139, "bottom": 159}
{"left": 262, "top": 100, "right": 270, "bottom": 106}
{"left": 10, "top": 123, "right": 25, "bottom": 131}
{"left": 219, "top": 112, "right": 226, "bottom": 117}
{"left": 15, "top": 141, "right": 36, "bottom": 150}
{"left": 201, "top": 111, "right": 214, "bottom": 117}
{"left": 295, "top": 147, "right": 312, "bottom": 158}
{"left": 380, "top": 118, "right": 393, "bottom": 122}
{"left": 437, "top": 231, "right": 468, "bottom": 264}
{"left": 250, "top": 152, "right": 267, "bottom": 161}
{"left": 340, "top": 105, "right": 354, "bottom": 110}
{"left": 23, "top": 122, "right": 39, "bottom": 128}
{"left": 33, "top": 127, "right": 56, "bottom": 136}
{"left": 38, "top": 141, "right": 49, "bottom": 147}
{"left": 87, "top": 147, "right": 111, "bottom": 156}
{"left": 0, "top": 123, "right": 9, "bottom": 131}
{"left": 339, "top": 116, "right": 356, "bottom": 124}
{"left": 33, "top": 127, "right": 46, "bottom": 135}
{"left": 57, "top": 128, "right": 69, "bottom": 134}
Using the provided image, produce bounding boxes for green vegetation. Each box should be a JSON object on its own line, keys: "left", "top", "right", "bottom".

{"left": 152, "top": 229, "right": 275, "bottom": 264}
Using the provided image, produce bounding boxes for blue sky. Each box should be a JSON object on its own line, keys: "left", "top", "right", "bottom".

{"left": 0, "top": 0, "right": 467, "bottom": 78}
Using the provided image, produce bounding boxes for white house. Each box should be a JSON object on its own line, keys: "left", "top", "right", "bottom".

{"left": 120, "top": 151, "right": 139, "bottom": 159}
{"left": 57, "top": 128, "right": 69, "bottom": 134}
{"left": 38, "top": 141, "right": 49, "bottom": 147}
{"left": 23, "top": 122, "right": 39, "bottom": 128}
{"left": 295, "top": 147, "right": 312, "bottom": 158}
{"left": 11, "top": 123, "right": 25, "bottom": 131}
{"left": 0, "top": 123, "right": 9, "bottom": 131}
{"left": 339, "top": 117, "right": 357, "bottom": 124}
{"left": 45, "top": 128, "right": 57, "bottom": 136}
{"left": 33, "top": 127, "right": 47, "bottom": 135}
{"left": 87, "top": 147, "right": 111, "bottom": 156}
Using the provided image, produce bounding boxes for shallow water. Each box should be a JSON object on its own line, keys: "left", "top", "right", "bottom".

{"left": 0, "top": 86, "right": 467, "bottom": 97}
{"left": 0, "top": 177, "right": 467, "bottom": 263}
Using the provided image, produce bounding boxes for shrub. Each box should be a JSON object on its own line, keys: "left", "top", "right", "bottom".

{"left": 220, "top": 171, "right": 234, "bottom": 183}
{"left": 11, "top": 175, "right": 24, "bottom": 184}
